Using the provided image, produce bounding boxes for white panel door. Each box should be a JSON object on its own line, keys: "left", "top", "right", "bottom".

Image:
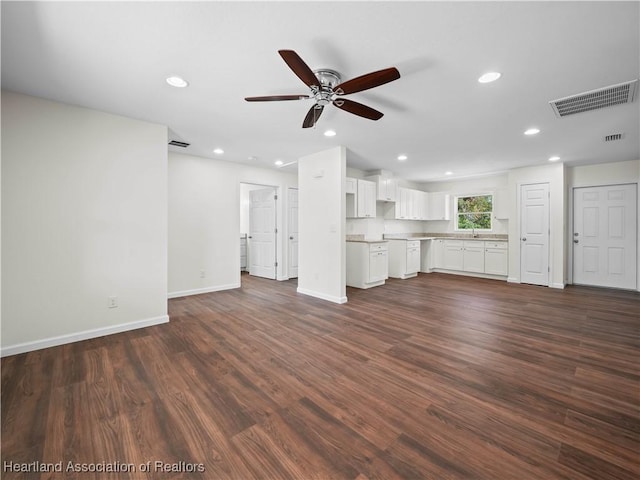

{"left": 520, "top": 183, "right": 549, "bottom": 286}
{"left": 573, "top": 184, "right": 637, "bottom": 289}
{"left": 249, "top": 188, "right": 276, "bottom": 279}
{"left": 288, "top": 188, "right": 299, "bottom": 279}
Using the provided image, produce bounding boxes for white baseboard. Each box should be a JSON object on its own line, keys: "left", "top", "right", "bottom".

{"left": 550, "top": 282, "right": 566, "bottom": 289}
{"left": 168, "top": 282, "right": 240, "bottom": 299}
{"left": 296, "top": 287, "right": 348, "bottom": 304}
{"left": 0, "top": 315, "right": 169, "bottom": 358}
{"left": 507, "top": 277, "right": 519, "bottom": 283}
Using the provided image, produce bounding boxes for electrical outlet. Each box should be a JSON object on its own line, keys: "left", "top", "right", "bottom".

{"left": 108, "top": 296, "right": 118, "bottom": 308}
{"left": 200, "top": 270, "right": 206, "bottom": 278}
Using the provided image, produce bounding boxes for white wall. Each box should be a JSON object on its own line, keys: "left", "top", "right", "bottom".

{"left": 566, "top": 159, "right": 640, "bottom": 289}
{"left": 298, "top": 146, "right": 346, "bottom": 304}
{"left": 507, "top": 163, "right": 565, "bottom": 288}
{"left": 168, "top": 152, "right": 297, "bottom": 297}
{"left": 1, "top": 91, "right": 168, "bottom": 355}
{"left": 421, "top": 173, "right": 509, "bottom": 234}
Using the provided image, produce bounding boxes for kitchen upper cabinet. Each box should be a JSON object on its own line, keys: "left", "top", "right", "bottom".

{"left": 427, "top": 192, "right": 450, "bottom": 220}
{"left": 357, "top": 179, "right": 377, "bottom": 218}
{"left": 365, "top": 175, "right": 397, "bottom": 202}
{"left": 493, "top": 188, "right": 509, "bottom": 220}
{"left": 345, "top": 177, "right": 357, "bottom": 194}
{"left": 395, "top": 187, "right": 426, "bottom": 220}
{"left": 347, "top": 178, "right": 376, "bottom": 218}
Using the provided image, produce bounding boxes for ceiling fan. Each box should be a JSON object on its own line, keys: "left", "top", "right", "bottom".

{"left": 245, "top": 50, "right": 401, "bottom": 128}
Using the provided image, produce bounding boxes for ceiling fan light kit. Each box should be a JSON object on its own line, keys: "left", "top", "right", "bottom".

{"left": 245, "top": 49, "right": 401, "bottom": 128}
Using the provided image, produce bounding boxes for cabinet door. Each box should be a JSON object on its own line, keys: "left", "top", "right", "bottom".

{"left": 357, "top": 179, "right": 376, "bottom": 218}
{"left": 385, "top": 178, "right": 397, "bottom": 202}
{"left": 444, "top": 241, "right": 464, "bottom": 270}
{"left": 428, "top": 192, "right": 451, "bottom": 220}
{"left": 493, "top": 188, "right": 509, "bottom": 219}
{"left": 463, "top": 242, "right": 485, "bottom": 272}
{"left": 406, "top": 247, "right": 421, "bottom": 274}
{"left": 346, "top": 177, "right": 357, "bottom": 194}
{"left": 395, "top": 188, "right": 409, "bottom": 219}
{"left": 433, "top": 239, "right": 445, "bottom": 268}
{"left": 369, "top": 251, "right": 388, "bottom": 282}
{"left": 485, "top": 248, "right": 508, "bottom": 275}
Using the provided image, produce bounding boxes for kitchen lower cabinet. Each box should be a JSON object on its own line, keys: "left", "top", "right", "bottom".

{"left": 388, "top": 240, "right": 420, "bottom": 279}
{"left": 431, "top": 239, "right": 445, "bottom": 269}
{"left": 346, "top": 241, "right": 389, "bottom": 288}
{"left": 463, "top": 241, "right": 485, "bottom": 273}
{"left": 436, "top": 239, "right": 508, "bottom": 278}
{"left": 484, "top": 241, "right": 508, "bottom": 275}
{"left": 443, "top": 240, "right": 464, "bottom": 270}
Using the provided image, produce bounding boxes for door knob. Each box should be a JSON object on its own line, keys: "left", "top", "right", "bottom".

{"left": 574, "top": 239, "right": 579, "bottom": 244}
{"left": 289, "top": 236, "right": 294, "bottom": 240}
{"left": 521, "top": 237, "right": 527, "bottom": 241}
{"left": 574, "top": 232, "right": 579, "bottom": 237}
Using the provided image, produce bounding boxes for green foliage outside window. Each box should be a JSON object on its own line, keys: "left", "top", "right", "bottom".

{"left": 457, "top": 195, "right": 492, "bottom": 230}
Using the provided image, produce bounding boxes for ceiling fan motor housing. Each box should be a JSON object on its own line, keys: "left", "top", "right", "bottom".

{"left": 313, "top": 69, "right": 341, "bottom": 105}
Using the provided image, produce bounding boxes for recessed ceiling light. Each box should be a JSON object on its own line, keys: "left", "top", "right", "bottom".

{"left": 397, "top": 155, "right": 408, "bottom": 161}
{"left": 524, "top": 128, "right": 540, "bottom": 136}
{"left": 445, "top": 171, "right": 453, "bottom": 176}
{"left": 324, "top": 129, "right": 336, "bottom": 137}
{"left": 478, "top": 72, "right": 501, "bottom": 83}
{"left": 166, "top": 76, "right": 189, "bottom": 88}
{"left": 213, "top": 148, "right": 224, "bottom": 155}
{"left": 274, "top": 160, "right": 283, "bottom": 166}
{"left": 548, "top": 156, "right": 561, "bottom": 162}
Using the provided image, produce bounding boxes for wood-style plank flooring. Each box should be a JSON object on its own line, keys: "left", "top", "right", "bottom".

{"left": 2, "top": 273, "right": 639, "bottom": 479}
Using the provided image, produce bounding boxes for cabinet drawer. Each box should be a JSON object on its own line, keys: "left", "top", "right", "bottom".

{"left": 485, "top": 241, "right": 508, "bottom": 249}
{"left": 406, "top": 240, "right": 420, "bottom": 249}
{"left": 370, "top": 243, "right": 388, "bottom": 252}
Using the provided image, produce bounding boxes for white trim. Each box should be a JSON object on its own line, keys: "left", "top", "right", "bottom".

{"left": 168, "top": 283, "right": 240, "bottom": 299}
{"left": 0, "top": 315, "right": 169, "bottom": 357}
{"left": 550, "top": 282, "right": 566, "bottom": 289}
{"left": 296, "top": 287, "right": 348, "bottom": 304}
{"left": 507, "top": 276, "right": 519, "bottom": 284}
{"left": 431, "top": 269, "right": 507, "bottom": 281}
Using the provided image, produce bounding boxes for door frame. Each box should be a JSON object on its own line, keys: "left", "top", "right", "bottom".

{"left": 287, "top": 187, "right": 299, "bottom": 279}
{"left": 517, "top": 182, "right": 551, "bottom": 286}
{"left": 240, "top": 182, "right": 280, "bottom": 282}
{"left": 568, "top": 182, "right": 638, "bottom": 289}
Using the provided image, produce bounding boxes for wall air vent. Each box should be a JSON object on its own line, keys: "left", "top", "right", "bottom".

{"left": 549, "top": 79, "right": 638, "bottom": 118}
{"left": 604, "top": 133, "right": 624, "bottom": 142}
{"left": 168, "top": 140, "right": 190, "bottom": 148}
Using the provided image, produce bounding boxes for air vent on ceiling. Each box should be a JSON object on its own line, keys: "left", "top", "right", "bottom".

{"left": 604, "top": 133, "right": 624, "bottom": 142}
{"left": 549, "top": 79, "right": 638, "bottom": 118}
{"left": 168, "top": 140, "right": 190, "bottom": 148}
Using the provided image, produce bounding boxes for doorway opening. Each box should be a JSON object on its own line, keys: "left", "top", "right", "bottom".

{"left": 240, "top": 183, "right": 278, "bottom": 280}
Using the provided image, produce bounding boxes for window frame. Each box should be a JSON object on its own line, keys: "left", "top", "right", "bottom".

{"left": 454, "top": 192, "right": 494, "bottom": 232}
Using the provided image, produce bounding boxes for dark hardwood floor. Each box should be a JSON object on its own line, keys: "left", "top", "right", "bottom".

{"left": 2, "top": 273, "right": 639, "bottom": 479}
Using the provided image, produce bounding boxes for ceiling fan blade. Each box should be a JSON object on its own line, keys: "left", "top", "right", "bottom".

{"left": 302, "top": 104, "right": 324, "bottom": 128}
{"left": 333, "top": 98, "right": 383, "bottom": 120}
{"left": 279, "top": 50, "right": 320, "bottom": 88}
{"left": 334, "top": 67, "right": 400, "bottom": 95}
{"left": 245, "top": 95, "right": 309, "bottom": 102}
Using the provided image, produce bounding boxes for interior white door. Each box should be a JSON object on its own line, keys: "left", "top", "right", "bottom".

{"left": 249, "top": 188, "right": 276, "bottom": 279}
{"left": 573, "top": 184, "right": 637, "bottom": 289}
{"left": 288, "top": 188, "right": 299, "bottom": 279}
{"left": 520, "top": 183, "right": 550, "bottom": 286}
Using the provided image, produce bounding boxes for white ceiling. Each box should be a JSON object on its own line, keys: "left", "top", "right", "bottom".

{"left": 2, "top": 1, "right": 639, "bottom": 182}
